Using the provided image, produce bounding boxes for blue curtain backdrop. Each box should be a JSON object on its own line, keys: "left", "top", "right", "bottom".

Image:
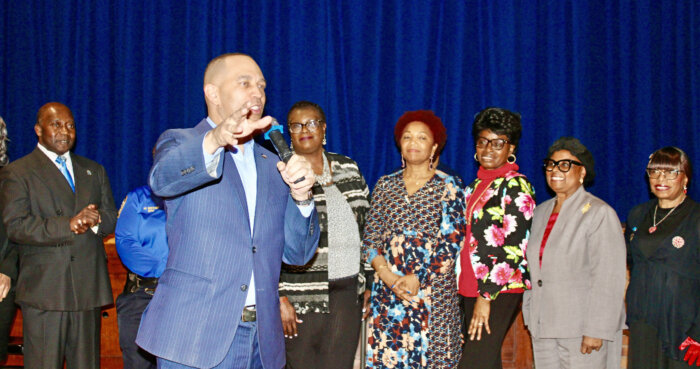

{"left": 1, "top": 0, "right": 697, "bottom": 220}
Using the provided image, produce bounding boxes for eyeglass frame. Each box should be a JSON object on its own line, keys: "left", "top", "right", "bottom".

{"left": 646, "top": 168, "right": 683, "bottom": 180}
{"left": 475, "top": 136, "right": 510, "bottom": 150}
{"left": 543, "top": 158, "right": 584, "bottom": 173}
{"left": 287, "top": 120, "right": 324, "bottom": 134}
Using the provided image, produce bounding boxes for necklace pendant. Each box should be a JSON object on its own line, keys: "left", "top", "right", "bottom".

{"left": 648, "top": 226, "right": 657, "bottom": 234}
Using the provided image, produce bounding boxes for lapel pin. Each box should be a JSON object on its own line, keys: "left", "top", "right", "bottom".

{"left": 261, "top": 154, "right": 267, "bottom": 159}
{"left": 581, "top": 202, "right": 591, "bottom": 214}
{"left": 86, "top": 169, "right": 92, "bottom": 176}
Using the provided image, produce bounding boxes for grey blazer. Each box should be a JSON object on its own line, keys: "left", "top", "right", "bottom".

{"left": 523, "top": 186, "right": 626, "bottom": 341}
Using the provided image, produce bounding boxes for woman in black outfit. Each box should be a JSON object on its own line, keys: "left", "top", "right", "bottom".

{"left": 625, "top": 147, "right": 700, "bottom": 368}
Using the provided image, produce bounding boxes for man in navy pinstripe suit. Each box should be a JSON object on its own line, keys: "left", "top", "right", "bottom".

{"left": 135, "top": 53, "right": 320, "bottom": 369}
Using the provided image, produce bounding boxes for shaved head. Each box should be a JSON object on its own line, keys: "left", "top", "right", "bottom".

{"left": 203, "top": 53, "right": 267, "bottom": 124}
{"left": 204, "top": 53, "right": 253, "bottom": 86}
{"left": 37, "top": 102, "right": 72, "bottom": 125}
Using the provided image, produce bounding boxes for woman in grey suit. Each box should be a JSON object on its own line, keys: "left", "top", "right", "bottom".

{"left": 523, "top": 137, "right": 626, "bottom": 369}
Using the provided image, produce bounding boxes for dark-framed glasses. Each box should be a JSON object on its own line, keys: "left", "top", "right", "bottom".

{"left": 646, "top": 168, "right": 683, "bottom": 180}
{"left": 475, "top": 137, "right": 509, "bottom": 150}
{"left": 288, "top": 120, "right": 324, "bottom": 134}
{"left": 544, "top": 159, "right": 584, "bottom": 172}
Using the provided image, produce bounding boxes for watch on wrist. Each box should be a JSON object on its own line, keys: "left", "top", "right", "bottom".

{"left": 292, "top": 191, "right": 313, "bottom": 206}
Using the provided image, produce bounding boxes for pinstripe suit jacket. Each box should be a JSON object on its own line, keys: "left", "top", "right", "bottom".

{"left": 136, "top": 119, "right": 319, "bottom": 368}
{"left": 522, "top": 186, "right": 626, "bottom": 341}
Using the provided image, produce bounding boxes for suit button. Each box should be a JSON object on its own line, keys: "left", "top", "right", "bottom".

{"left": 537, "top": 280, "right": 543, "bottom": 287}
{"left": 241, "top": 284, "right": 248, "bottom": 291}
{"left": 252, "top": 246, "right": 257, "bottom": 253}
{"left": 70, "top": 256, "right": 76, "bottom": 261}
{"left": 56, "top": 209, "right": 63, "bottom": 215}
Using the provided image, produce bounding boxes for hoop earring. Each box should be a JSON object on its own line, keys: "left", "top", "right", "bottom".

{"left": 507, "top": 154, "right": 517, "bottom": 164}
{"left": 322, "top": 134, "right": 327, "bottom": 146}
{"left": 429, "top": 153, "right": 434, "bottom": 170}
{"left": 474, "top": 153, "right": 478, "bottom": 162}
{"left": 401, "top": 156, "right": 406, "bottom": 168}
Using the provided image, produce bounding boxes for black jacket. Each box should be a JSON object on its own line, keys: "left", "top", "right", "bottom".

{"left": 626, "top": 198, "right": 700, "bottom": 360}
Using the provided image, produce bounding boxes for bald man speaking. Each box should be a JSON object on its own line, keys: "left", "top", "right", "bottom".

{"left": 136, "top": 53, "right": 319, "bottom": 369}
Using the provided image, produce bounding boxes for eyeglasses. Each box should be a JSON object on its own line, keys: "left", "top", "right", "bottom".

{"left": 544, "top": 159, "right": 584, "bottom": 172}
{"left": 646, "top": 168, "right": 683, "bottom": 180}
{"left": 288, "top": 120, "right": 324, "bottom": 134}
{"left": 475, "top": 137, "right": 509, "bottom": 150}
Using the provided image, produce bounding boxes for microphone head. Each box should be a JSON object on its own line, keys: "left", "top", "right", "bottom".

{"left": 264, "top": 122, "right": 284, "bottom": 140}
{"left": 266, "top": 119, "right": 293, "bottom": 163}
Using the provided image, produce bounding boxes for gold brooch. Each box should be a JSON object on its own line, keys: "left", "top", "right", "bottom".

{"left": 582, "top": 202, "right": 591, "bottom": 214}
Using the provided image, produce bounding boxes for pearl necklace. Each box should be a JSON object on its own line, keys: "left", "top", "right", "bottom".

{"left": 315, "top": 153, "right": 332, "bottom": 186}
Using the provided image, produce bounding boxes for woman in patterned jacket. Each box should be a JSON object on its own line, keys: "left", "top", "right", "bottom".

{"left": 278, "top": 101, "right": 371, "bottom": 369}
{"left": 364, "top": 110, "right": 465, "bottom": 368}
{"left": 458, "top": 107, "right": 535, "bottom": 369}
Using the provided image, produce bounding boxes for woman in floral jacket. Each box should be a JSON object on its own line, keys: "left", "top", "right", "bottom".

{"left": 364, "top": 111, "right": 465, "bottom": 368}
{"left": 458, "top": 107, "right": 535, "bottom": 369}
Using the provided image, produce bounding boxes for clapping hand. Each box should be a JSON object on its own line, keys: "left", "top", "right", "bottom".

{"left": 70, "top": 204, "right": 101, "bottom": 234}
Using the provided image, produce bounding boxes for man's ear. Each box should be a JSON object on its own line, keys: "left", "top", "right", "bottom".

{"left": 203, "top": 84, "right": 219, "bottom": 105}
{"left": 34, "top": 123, "right": 42, "bottom": 137}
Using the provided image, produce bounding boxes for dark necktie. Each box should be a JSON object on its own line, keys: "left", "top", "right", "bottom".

{"left": 55, "top": 155, "right": 75, "bottom": 192}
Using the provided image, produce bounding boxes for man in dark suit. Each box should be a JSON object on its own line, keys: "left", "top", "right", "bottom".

{"left": 0, "top": 102, "right": 117, "bottom": 369}
{"left": 136, "top": 53, "right": 319, "bottom": 369}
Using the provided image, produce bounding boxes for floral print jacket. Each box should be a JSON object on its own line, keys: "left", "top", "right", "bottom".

{"left": 464, "top": 171, "right": 535, "bottom": 299}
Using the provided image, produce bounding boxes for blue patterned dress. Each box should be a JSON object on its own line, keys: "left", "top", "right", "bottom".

{"left": 363, "top": 171, "right": 465, "bottom": 368}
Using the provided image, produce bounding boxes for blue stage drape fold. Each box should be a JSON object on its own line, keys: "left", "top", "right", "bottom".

{"left": 1, "top": 0, "right": 697, "bottom": 219}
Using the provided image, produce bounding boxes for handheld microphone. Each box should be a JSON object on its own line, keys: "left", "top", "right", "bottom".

{"left": 266, "top": 122, "right": 293, "bottom": 163}
{"left": 265, "top": 121, "right": 305, "bottom": 184}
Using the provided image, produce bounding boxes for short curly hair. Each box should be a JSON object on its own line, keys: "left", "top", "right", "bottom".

{"left": 547, "top": 136, "right": 595, "bottom": 186}
{"left": 0, "top": 116, "right": 8, "bottom": 167}
{"left": 471, "top": 107, "right": 522, "bottom": 152}
{"left": 393, "top": 110, "right": 447, "bottom": 154}
{"left": 286, "top": 101, "right": 327, "bottom": 123}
